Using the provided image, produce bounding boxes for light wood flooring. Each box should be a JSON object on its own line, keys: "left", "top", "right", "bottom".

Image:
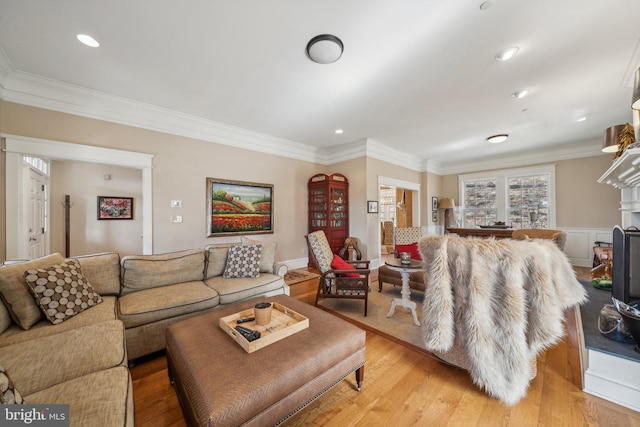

{"left": 130, "top": 267, "right": 640, "bottom": 427}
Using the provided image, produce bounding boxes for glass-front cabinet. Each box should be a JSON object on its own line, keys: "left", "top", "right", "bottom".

{"left": 308, "top": 173, "right": 349, "bottom": 263}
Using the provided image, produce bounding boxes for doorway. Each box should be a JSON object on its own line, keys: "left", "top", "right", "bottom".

{"left": 3, "top": 134, "right": 154, "bottom": 258}
{"left": 377, "top": 176, "right": 420, "bottom": 261}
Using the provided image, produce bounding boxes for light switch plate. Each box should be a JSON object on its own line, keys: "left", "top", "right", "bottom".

{"left": 171, "top": 200, "right": 182, "bottom": 208}
{"left": 171, "top": 215, "right": 183, "bottom": 223}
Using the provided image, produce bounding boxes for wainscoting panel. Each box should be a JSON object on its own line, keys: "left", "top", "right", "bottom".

{"left": 559, "top": 227, "right": 613, "bottom": 267}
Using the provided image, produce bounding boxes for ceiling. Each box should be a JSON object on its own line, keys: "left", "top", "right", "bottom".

{"left": 0, "top": 0, "right": 639, "bottom": 174}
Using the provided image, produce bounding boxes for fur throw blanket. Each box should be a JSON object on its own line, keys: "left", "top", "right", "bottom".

{"left": 418, "top": 235, "right": 587, "bottom": 405}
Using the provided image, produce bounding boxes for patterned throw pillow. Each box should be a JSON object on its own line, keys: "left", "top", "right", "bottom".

{"left": 0, "top": 365, "right": 24, "bottom": 404}
{"left": 223, "top": 245, "right": 262, "bottom": 278}
{"left": 23, "top": 259, "right": 103, "bottom": 325}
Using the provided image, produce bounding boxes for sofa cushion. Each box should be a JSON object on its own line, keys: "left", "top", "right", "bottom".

{"left": 121, "top": 249, "right": 205, "bottom": 295}
{"left": 0, "top": 319, "right": 126, "bottom": 396}
{"left": 205, "top": 274, "right": 285, "bottom": 305}
{"left": 25, "top": 366, "right": 133, "bottom": 427}
{"left": 0, "top": 253, "right": 65, "bottom": 330}
{"left": 0, "top": 297, "right": 118, "bottom": 348}
{"left": 241, "top": 237, "right": 277, "bottom": 274}
{"left": 117, "top": 281, "right": 220, "bottom": 329}
{"left": 24, "top": 259, "right": 103, "bottom": 325}
{"left": 0, "top": 365, "right": 24, "bottom": 404}
{"left": 204, "top": 245, "right": 230, "bottom": 279}
{"left": 223, "top": 245, "right": 262, "bottom": 279}
{"left": 71, "top": 252, "right": 121, "bottom": 296}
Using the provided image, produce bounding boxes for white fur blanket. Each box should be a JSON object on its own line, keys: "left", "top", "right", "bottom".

{"left": 418, "top": 235, "right": 587, "bottom": 405}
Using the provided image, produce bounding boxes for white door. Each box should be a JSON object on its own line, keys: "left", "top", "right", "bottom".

{"left": 23, "top": 165, "right": 48, "bottom": 259}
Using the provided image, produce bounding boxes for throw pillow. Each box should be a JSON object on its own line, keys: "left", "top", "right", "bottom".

{"left": 396, "top": 242, "right": 422, "bottom": 260}
{"left": 0, "top": 253, "right": 65, "bottom": 330}
{"left": 241, "top": 237, "right": 277, "bottom": 274}
{"left": 331, "top": 254, "right": 360, "bottom": 277}
{"left": 23, "top": 259, "right": 103, "bottom": 325}
{"left": 0, "top": 365, "right": 24, "bottom": 404}
{"left": 223, "top": 245, "right": 262, "bottom": 278}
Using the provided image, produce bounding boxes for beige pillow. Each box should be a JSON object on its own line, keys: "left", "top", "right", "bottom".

{"left": 0, "top": 253, "right": 64, "bottom": 330}
{"left": 241, "top": 237, "right": 277, "bottom": 274}
{"left": 23, "top": 259, "right": 103, "bottom": 325}
{"left": 223, "top": 245, "right": 262, "bottom": 278}
{"left": 204, "top": 245, "right": 230, "bottom": 278}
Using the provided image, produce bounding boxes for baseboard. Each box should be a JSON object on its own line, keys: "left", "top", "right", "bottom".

{"left": 583, "top": 348, "right": 640, "bottom": 412}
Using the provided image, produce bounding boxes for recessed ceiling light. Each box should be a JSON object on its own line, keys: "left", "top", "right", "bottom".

{"left": 577, "top": 116, "right": 587, "bottom": 122}
{"left": 76, "top": 34, "right": 99, "bottom": 47}
{"left": 495, "top": 46, "right": 519, "bottom": 61}
{"left": 512, "top": 89, "right": 531, "bottom": 99}
{"left": 335, "top": 129, "right": 344, "bottom": 134}
{"left": 487, "top": 134, "right": 509, "bottom": 144}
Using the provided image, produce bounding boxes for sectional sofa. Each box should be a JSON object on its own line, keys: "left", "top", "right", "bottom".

{"left": 0, "top": 238, "right": 288, "bottom": 427}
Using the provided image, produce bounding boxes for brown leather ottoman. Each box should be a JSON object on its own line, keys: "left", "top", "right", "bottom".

{"left": 166, "top": 294, "right": 365, "bottom": 427}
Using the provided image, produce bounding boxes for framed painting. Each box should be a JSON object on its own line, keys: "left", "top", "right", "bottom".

{"left": 432, "top": 210, "right": 438, "bottom": 222}
{"left": 432, "top": 197, "right": 438, "bottom": 211}
{"left": 367, "top": 200, "right": 378, "bottom": 213}
{"left": 97, "top": 196, "right": 133, "bottom": 220}
{"left": 207, "top": 178, "right": 274, "bottom": 237}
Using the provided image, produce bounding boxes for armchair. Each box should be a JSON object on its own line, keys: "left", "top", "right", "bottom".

{"left": 378, "top": 227, "right": 425, "bottom": 292}
{"left": 306, "top": 230, "right": 371, "bottom": 316}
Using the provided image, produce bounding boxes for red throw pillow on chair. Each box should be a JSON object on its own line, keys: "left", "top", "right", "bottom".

{"left": 331, "top": 254, "right": 360, "bottom": 277}
{"left": 395, "top": 242, "right": 422, "bottom": 260}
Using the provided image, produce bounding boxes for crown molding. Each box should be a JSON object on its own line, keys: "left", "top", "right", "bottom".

{"left": 434, "top": 140, "right": 604, "bottom": 175}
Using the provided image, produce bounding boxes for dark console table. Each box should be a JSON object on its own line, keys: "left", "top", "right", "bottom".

{"left": 446, "top": 227, "right": 514, "bottom": 239}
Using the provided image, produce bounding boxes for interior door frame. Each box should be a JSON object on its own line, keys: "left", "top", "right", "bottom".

{"left": 3, "top": 134, "right": 154, "bottom": 257}
{"left": 377, "top": 176, "right": 421, "bottom": 261}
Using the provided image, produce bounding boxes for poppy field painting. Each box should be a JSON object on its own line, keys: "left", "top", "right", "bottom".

{"left": 206, "top": 178, "right": 274, "bottom": 237}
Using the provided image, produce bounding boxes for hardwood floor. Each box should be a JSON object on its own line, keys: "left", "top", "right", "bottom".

{"left": 130, "top": 267, "right": 640, "bottom": 427}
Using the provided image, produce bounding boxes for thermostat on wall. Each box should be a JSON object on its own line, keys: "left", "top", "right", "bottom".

{"left": 171, "top": 200, "right": 182, "bottom": 208}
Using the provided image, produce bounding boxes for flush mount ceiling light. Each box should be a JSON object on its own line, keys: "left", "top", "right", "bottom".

{"left": 512, "top": 89, "right": 531, "bottom": 99}
{"left": 487, "top": 134, "right": 509, "bottom": 144}
{"left": 306, "top": 34, "right": 343, "bottom": 64}
{"left": 76, "top": 34, "right": 99, "bottom": 47}
{"left": 495, "top": 46, "right": 519, "bottom": 61}
{"left": 632, "top": 67, "right": 640, "bottom": 110}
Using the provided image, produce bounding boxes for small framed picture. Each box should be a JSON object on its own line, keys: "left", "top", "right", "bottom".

{"left": 97, "top": 196, "right": 133, "bottom": 220}
{"left": 432, "top": 197, "right": 438, "bottom": 211}
{"left": 432, "top": 211, "right": 438, "bottom": 222}
{"left": 367, "top": 200, "right": 378, "bottom": 213}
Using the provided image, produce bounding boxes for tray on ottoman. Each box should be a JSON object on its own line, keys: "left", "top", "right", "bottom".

{"left": 219, "top": 302, "right": 309, "bottom": 353}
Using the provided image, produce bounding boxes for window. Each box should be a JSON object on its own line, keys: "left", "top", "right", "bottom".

{"left": 459, "top": 165, "right": 555, "bottom": 229}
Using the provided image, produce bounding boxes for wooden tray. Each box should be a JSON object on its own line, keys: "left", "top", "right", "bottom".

{"left": 219, "top": 302, "right": 309, "bottom": 353}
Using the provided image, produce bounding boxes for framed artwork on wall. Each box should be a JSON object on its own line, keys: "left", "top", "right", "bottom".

{"left": 432, "top": 210, "right": 438, "bottom": 222}
{"left": 207, "top": 177, "right": 274, "bottom": 237}
{"left": 97, "top": 196, "right": 133, "bottom": 220}
{"left": 432, "top": 197, "right": 438, "bottom": 211}
{"left": 367, "top": 200, "right": 378, "bottom": 213}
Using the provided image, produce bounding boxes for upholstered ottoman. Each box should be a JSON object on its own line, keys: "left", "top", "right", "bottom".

{"left": 166, "top": 294, "right": 365, "bottom": 427}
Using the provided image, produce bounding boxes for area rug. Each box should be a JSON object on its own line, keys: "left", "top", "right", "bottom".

{"left": 283, "top": 269, "right": 319, "bottom": 286}
{"left": 317, "top": 285, "right": 427, "bottom": 353}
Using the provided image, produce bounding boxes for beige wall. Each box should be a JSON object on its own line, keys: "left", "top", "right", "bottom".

{"left": 0, "top": 99, "right": 6, "bottom": 261}
{"left": 51, "top": 160, "right": 143, "bottom": 256}
{"left": 1, "top": 100, "right": 622, "bottom": 263}
{"left": 439, "top": 156, "right": 621, "bottom": 229}
{"left": 1, "top": 102, "right": 324, "bottom": 262}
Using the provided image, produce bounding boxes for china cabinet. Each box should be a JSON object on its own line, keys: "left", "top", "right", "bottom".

{"left": 308, "top": 173, "right": 349, "bottom": 263}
